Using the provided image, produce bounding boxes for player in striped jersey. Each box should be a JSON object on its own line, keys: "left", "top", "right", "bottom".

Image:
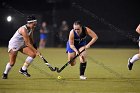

{"left": 2, "top": 15, "right": 40, "bottom": 79}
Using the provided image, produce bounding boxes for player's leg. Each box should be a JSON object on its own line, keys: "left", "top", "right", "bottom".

{"left": 39, "top": 39, "right": 44, "bottom": 48}
{"left": 2, "top": 50, "right": 18, "bottom": 79}
{"left": 79, "top": 47, "right": 87, "bottom": 80}
{"left": 128, "top": 52, "right": 140, "bottom": 70}
{"left": 19, "top": 47, "right": 36, "bottom": 77}
{"left": 128, "top": 42, "right": 140, "bottom": 70}
{"left": 66, "top": 42, "right": 77, "bottom": 66}
{"left": 68, "top": 52, "right": 76, "bottom": 66}
{"left": 42, "top": 39, "right": 46, "bottom": 48}
{"left": 39, "top": 34, "right": 46, "bottom": 48}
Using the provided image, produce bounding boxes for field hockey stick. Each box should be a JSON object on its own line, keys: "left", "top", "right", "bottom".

{"left": 39, "top": 55, "right": 57, "bottom": 71}
{"left": 56, "top": 49, "right": 85, "bottom": 73}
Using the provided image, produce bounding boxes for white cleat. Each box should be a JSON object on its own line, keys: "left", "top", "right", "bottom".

{"left": 80, "top": 75, "right": 87, "bottom": 80}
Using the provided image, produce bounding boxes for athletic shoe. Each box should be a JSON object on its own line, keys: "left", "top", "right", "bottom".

{"left": 80, "top": 75, "right": 87, "bottom": 80}
{"left": 128, "top": 58, "right": 133, "bottom": 70}
{"left": 19, "top": 68, "right": 31, "bottom": 77}
{"left": 2, "top": 73, "right": 8, "bottom": 79}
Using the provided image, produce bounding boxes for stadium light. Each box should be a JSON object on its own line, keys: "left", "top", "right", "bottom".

{"left": 7, "top": 16, "right": 12, "bottom": 22}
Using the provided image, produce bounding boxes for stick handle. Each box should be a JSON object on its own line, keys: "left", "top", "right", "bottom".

{"left": 39, "top": 55, "right": 49, "bottom": 64}
{"left": 39, "top": 55, "right": 56, "bottom": 71}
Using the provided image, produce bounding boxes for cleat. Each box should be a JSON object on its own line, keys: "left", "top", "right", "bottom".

{"left": 2, "top": 73, "right": 8, "bottom": 79}
{"left": 128, "top": 58, "right": 133, "bottom": 70}
{"left": 19, "top": 68, "right": 31, "bottom": 77}
{"left": 80, "top": 75, "right": 87, "bottom": 80}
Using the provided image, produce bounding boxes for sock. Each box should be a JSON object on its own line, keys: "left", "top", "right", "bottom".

{"left": 22, "top": 56, "right": 34, "bottom": 70}
{"left": 130, "top": 54, "right": 140, "bottom": 63}
{"left": 22, "top": 62, "right": 29, "bottom": 70}
{"left": 4, "top": 63, "right": 12, "bottom": 74}
{"left": 80, "top": 62, "right": 87, "bottom": 76}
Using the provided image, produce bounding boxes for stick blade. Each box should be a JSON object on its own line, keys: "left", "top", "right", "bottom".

{"left": 55, "top": 67, "right": 61, "bottom": 73}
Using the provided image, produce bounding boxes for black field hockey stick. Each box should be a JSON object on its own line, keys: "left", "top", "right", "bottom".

{"left": 56, "top": 49, "right": 85, "bottom": 73}
{"left": 39, "top": 55, "right": 57, "bottom": 71}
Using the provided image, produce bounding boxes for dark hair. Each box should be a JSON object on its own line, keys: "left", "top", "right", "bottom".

{"left": 73, "top": 20, "right": 82, "bottom": 27}
{"left": 27, "top": 15, "right": 37, "bottom": 22}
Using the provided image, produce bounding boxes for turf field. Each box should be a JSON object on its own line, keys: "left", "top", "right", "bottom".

{"left": 0, "top": 47, "right": 140, "bottom": 93}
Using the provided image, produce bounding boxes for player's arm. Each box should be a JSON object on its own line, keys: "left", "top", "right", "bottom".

{"left": 136, "top": 24, "right": 140, "bottom": 34}
{"left": 69, "top": 30, "right": 79, "bottom": 55}
{"left": 85, "top": 27, "right": 98, "bottom": 49}
{"left": 29, "top": 31, "right": 37, "bottom": 49}
{"left": 20, "top": 27, "right": 38, "bottom": 54}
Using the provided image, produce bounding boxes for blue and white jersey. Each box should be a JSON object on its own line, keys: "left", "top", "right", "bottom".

{"left": 66, "top": 26, "right": 87, "bottom": 53}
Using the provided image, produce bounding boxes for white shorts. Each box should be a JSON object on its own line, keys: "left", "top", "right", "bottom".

{"left": 8, "top": 43, "right": 25, "bottom": 52}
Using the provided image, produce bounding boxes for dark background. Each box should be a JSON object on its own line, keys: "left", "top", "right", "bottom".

{"left": 0, "top": 0, "right": 140, "bottom": 47}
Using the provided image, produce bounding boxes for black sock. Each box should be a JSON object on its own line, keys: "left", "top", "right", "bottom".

{"left": 80, "top": 62, "right": 87, "bottom": 76}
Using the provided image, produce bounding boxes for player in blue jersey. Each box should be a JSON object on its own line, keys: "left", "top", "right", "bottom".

{"left": 66, "top": 21, "right": 98, "bottom": 80}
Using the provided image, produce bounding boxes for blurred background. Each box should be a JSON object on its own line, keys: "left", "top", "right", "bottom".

{"left": 0, "top": 0, "right": 140, "bottom": 48}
